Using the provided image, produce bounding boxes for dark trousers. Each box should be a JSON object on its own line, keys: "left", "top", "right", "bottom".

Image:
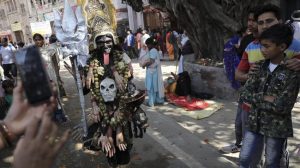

{"left": 126, "top": 46, "right": 137, "bottom": 59}
{"left": 2, "top": 63, "right": 17, "bottom": 79}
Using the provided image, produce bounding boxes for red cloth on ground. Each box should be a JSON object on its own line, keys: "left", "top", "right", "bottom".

{"left": 166, "top": 93, "right": 209, "bottom": 111}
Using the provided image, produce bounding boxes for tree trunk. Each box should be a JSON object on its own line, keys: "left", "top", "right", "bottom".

{"left": 163, "top": 0, "right": 279, "bottom": 60}
{"left": 126, "top": 0, "right": 281, "bottom": 60}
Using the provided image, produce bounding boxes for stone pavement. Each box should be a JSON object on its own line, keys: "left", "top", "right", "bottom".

{"left": 132, "top": 59, "right": 300, "bottom": 168}
{"left": 0, "top": 59, "right": 299, "bottom": 168}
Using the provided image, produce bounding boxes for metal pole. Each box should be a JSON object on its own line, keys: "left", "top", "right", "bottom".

{"left": 72, "top": 56, "right": 88, "bottom": 137}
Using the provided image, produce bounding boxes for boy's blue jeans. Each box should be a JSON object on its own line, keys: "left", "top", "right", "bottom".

{"left": 239, "top": 131, "right": 286, "bottom": 168}
{"left": 235, "top": 102, "right": 249, "bottom": 146}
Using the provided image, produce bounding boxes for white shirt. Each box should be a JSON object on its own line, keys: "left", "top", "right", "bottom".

{"left": 0, "top": 45, "right": 16, "bottom": 64}
{"left": 268, "top": 62, "right": 278, "bottom": 72}
{"left": 141, "top": 34, "right": 150, "bottom": 47}
{"left": 173, "top": 31, "right": 179, "bottom": 38}
{"left": 180, "top": 35, "right": 189, "bottom": 46}
{"left": 293, "top": 21, "right": 300, "bottom": 41}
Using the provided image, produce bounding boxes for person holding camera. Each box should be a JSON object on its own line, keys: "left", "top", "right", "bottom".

{"left": 0, "top": 81, "right": 69, "bottom": 168}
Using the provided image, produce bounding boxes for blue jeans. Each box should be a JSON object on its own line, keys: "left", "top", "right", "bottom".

{"left": 235, "top": 102, "right": 249, "bottom": 146}
{"left": 239, "top": 131, "right": 286, "bottom": 168}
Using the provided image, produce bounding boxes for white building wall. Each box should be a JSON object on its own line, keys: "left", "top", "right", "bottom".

{"left": 113, "top": 0, "right": 127, "bottom": 9}
{"left": 0, "top": 0, "right": 149, "bottom": 43}
{"left": 124, "top": 0, "right": 150, "bottom": 32}
{"left": 0, "top": 0, "right": 32, "bottom": 43}
{"left": 127, "top": 5, "right": 135, "bottom": 31}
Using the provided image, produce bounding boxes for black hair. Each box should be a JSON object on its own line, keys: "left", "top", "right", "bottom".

{"left": 248, "top": 6, "right": 260, "bottom": 16}
{"left": 237, "top": 26, "right": 248, "bottom": 36}
{"left": 49, "top": 34, "right": 57, "bottom": 44}
{"left": 118, "top": 36, "right": 124, "bottom": 44}
{"left": 2, "top": 79, "right": 14, "bottom": 94}
{"left": 254, "top": 4, "right": 281, "bottom": 21}
{"left": 137, "top": 28, "right": 142, "bottom": 33}
{"left": 95, "top": 33, "right": 115, "bottom": 45}
{"left": 2, "top": 38, "right": 8, "bottom": 42}
{"left": 17, "top": 41, "right": 25, "bottom": 47}
{"left": 248, "top": 8, "right": 255, "bottom": 15}
{"left": 145, "top": 37, "right": 158, "bottom": 46}
{"left": 259, "top": 23, "right": 294, "bottom": 49}
{"left": 33, "top": 33, "right": 44, "bottom": 40}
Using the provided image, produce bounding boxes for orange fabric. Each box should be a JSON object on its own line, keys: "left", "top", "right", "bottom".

{"left": 166, "top": 32, "right": 174, "bottom": 60}
{"left": 169, "top": 82, "right": 177, "bottom": 93}
{"left": 165, "top": 82, "right": 176, "bottom": 94}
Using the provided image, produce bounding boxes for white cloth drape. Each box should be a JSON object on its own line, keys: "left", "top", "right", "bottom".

{"left": 156, "top": 52, "right": 165, "bottom": 99}
{"left": 177, "top": 35, "right": 189, "bottom": 74}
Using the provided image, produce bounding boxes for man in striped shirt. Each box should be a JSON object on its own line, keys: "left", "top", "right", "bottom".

{"left": 235, "top": 4, "right": 300, "bottom": 167}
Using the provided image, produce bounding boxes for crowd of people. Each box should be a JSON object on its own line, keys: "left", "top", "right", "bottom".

{"left": 222, "top": 4, "right": 300, "bottom": 168}
{"left": 120, "top": 26, "right": 191, "bottom": 63}
{"left": 0, "top": 2, "right": 299, "bottom": 168}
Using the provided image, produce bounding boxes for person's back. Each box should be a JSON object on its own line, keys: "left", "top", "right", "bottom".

{"left": 136, "top": 32, "right": 142, "bottom": 50}
{"left": 139, "top": 31, "right": 150, "bottom": 58}
{"left": 141, "top": 33, "right": 150, "bottom": 47}
{"left": 0, "top": 43, "right": 15, "bottom": 65}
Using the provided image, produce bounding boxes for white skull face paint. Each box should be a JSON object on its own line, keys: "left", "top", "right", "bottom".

{"left": 100, "top": 77, "right": 117, "bottom": 102}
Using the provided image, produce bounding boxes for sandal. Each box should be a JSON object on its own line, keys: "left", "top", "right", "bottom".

{"left": 221, "top": 144, "right": 241, "bottom": 153}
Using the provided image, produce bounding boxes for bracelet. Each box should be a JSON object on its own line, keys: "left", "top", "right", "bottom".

{"left": 0, "top": 122, "right": 12, "bottom": 147}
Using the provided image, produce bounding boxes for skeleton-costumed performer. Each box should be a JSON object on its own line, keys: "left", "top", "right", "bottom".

{"left": 84, "top": 0, "right": 135, "bottom": 166}
{"left": 86, "top": 32, "right": 133, "bottom": 166}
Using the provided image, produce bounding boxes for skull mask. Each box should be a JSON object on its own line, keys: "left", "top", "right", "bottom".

{"left": 100, "top": 77, "right": 117, "bottom": 102}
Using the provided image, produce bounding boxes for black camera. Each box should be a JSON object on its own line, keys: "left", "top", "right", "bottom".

{"left": 15, "top": 45, "right": 52, "bottom": 104}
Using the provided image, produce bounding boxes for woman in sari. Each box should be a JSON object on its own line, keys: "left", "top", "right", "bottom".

{"left": 166, "top": 30, "right": 174, "bottom": 61}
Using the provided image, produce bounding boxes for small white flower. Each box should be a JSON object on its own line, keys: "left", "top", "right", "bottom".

{"left": 97, "top": 66, "right": 104, "bottom": 75}
{"left": 118, "top": 62, "right": 125, "bottom": 69}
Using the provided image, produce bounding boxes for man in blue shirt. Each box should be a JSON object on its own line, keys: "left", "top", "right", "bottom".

{"left": 124, "top": 30, "right": 136, "bottom": 59}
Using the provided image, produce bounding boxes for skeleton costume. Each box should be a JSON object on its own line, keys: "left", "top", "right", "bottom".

{"left": 54, "top": 0, "right": 148, "bottom": 166}
{"left": 81, "top": 0, "right": 148, "bottom": 167}
{"left": 85, "top": 39, "right": 132, "bottom": 165}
